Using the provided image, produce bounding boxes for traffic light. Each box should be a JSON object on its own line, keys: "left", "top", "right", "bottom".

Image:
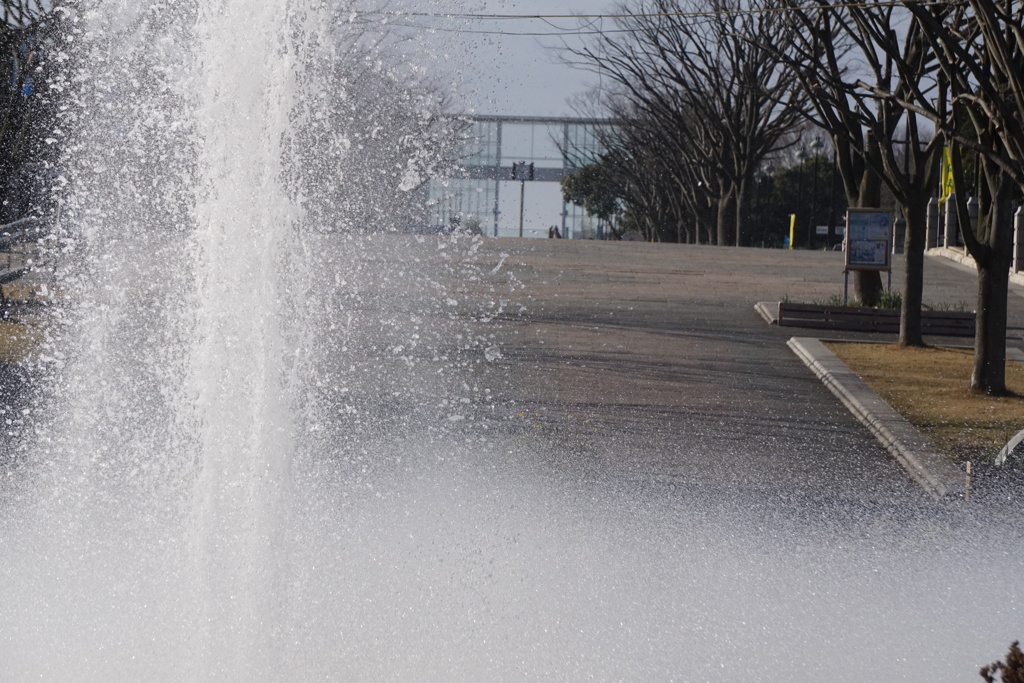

{"left": 511, "top": 161, "right": 534, "bottom": 181}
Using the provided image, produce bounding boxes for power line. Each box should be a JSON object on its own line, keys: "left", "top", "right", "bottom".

{"left": 345, "top": 1, "right": 959, "bottom": 38}
{"left": 354, "top": 1, "right": 958, "bottom": 23}
{"left": 351, "top": 17, "right": 635, "bottom": 37}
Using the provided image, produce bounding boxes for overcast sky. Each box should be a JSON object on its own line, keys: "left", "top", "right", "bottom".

{"left": 428, "top": 0, "right": 618, "bottom": 118}
{"left": 387, "top": 1, "right": 619, "bottom": 237}
{"left": 462, "top": 1, "right": 604, "bottom": 116}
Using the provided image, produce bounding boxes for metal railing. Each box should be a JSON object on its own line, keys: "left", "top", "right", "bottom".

{"left": 0, "top": 216, "right": 47, "bottom": 285}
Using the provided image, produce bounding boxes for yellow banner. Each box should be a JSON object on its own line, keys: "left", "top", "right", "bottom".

{"left": 939, "top": 147, "right": 954, "bottom": 201}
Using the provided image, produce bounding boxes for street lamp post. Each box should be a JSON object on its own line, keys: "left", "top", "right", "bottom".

{"left": 512, "top": 161, "right": 534, "bottom": 238}
{"left": 808, "top": 138, "right": 825, "bottom": 249}
{"left": 795, "top": 148, "right": 808, "bottom": 248}
{"left": 756, "top": 164, "right": 774, "bottom": 247}
{"left": 826, "top": 148, "right": 838, "bottom": 249}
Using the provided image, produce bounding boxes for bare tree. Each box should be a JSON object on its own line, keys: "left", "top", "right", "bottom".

{"left": 604, "top": 99, "right": 708, "bottom": 242}
{"left": 866, "top": 0, "right": 1024, "bottom": 393}
{"left": 560, "top": 93, "right": 712, "bottom": 243}
{"left": 772, "top": 0, "right": 942, "bottom": 330}
{"left": 0, "top": 0, "right": 46, "bottom": 27}
{"left": 564, "top": 0, "right": 803, "bottom": 246}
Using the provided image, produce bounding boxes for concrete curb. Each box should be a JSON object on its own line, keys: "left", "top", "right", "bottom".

{"left": 995, "top": 348, "right": 1024, "bottom": 466}
{"left": 754, "top": 301, "right": 778, "bottom": 325}
{"left": 787, "top": 337, "right": 964, "bottom": 500}
{"left": 996, "top": 429, "right": 1024, "bottom": 466}
{"left": 928, "top": 246, "right": 1024, "bottom": 288}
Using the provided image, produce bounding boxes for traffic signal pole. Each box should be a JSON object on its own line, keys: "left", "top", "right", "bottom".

{"left": 512, "top": 161, "right": 534, "bottom": 238}
{"left": 518, "top": 179, "right": 525, "bottom": 238}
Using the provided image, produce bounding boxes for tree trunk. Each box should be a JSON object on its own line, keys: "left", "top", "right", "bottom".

{"left": 899, "top": 196, "right": 929, "bottom": 347}
{"left": 734, "top": 177, "right": 748, "bottom": 247}
{"left": 716, "top": 188, "right": 735, "bottom": 246}
{"left": 973, "top": 262, "right": 1009, "bottom": 394}
{"left": 853, "top": 271, "right": 884, "bottom": 307}
{"left": 970, "top": 193, "right": 1014, "bottom": 394}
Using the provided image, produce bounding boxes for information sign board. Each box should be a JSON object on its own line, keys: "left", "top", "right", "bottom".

{"left": 845, "top": 209, "right": 892, "bottom": 271}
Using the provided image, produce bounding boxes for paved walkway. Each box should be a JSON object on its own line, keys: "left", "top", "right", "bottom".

{"left": 5, "top": 235, "right": 1022, "bottom": 512}
{"left": 472, "top": 240, "right": 1024, "bottom": 511}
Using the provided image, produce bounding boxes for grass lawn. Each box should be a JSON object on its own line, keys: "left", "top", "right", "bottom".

{"left": 825, "top": 342, "right": 1024, "bottom": 463}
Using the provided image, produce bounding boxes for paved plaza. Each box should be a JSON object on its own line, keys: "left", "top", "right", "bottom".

{"left": 4, "top": 236, "right": 1023, "bottom": 511}
{"left": 471, "top": 239, "right": 1024, "bottom": 509}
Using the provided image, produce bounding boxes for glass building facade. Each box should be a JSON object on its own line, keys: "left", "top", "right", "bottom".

{"left": 424, "top": 115, "right": 614, "bottom": 238}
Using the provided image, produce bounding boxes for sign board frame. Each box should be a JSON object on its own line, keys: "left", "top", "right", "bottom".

{"left": 844, "top": 208, "right": 892, "bottom": 271}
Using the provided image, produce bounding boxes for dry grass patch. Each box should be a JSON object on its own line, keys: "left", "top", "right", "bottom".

{"left": 825, "top": 342, "right": 1024, "bottom": 463}
{"left": 0, "top": 320, "right": 44, "bottom": 364}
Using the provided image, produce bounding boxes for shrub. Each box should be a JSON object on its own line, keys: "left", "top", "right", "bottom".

{"left": 877, "top": 289, "right": 903, "bottom": 310}
{"left": 981, "top": 641, "right": 1024, "bottom": 683}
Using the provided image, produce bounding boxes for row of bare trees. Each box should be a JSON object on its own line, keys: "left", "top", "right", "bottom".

{"left": 774, "top": 2, "right": 944, "bottom": 341}
{"left": 563, "top": 0, "right": 803, "bottom": 246}
{"left": 905, "top": 0, "right": 1024, "bottom": 394}
{"left": 563, "top": 0, "right": 1023, "bottom": 394}
{"left": 774, "top": 0, "right": 1024, "bottom": 394}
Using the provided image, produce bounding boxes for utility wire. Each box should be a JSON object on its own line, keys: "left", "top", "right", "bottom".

{"left": 351, "top": 17, "right": 637, "bottom": 36}
{"left": 355, "top": 1, "right": 961, "bottom": 23}
{"left": 347, "top": 1, "right": 958, "bottom": 36}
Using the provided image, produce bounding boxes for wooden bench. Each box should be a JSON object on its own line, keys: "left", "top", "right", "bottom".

{"left": 777, "top": 302, "right": 975, "bottom": 336}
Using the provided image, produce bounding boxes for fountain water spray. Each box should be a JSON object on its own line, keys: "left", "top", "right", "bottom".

{"left": 2, "top": 2, "right": 1024, "bottom": 682}
{"left": 3, "top": 1, "right": 321, "bottom": 677}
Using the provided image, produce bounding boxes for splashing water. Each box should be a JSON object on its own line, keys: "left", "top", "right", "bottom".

{"left": 0, "top": 1, "right": 512, "bottom": 678}
{"left": 1, "top": 2, "right": 1023, "bottom": 682}
{"left": 3, "top": 1, "right": 302, "bottom": 678}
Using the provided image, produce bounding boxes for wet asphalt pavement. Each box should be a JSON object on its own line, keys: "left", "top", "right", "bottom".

{"left": 468, "top": 239, "right": 1024, "bottom": 516}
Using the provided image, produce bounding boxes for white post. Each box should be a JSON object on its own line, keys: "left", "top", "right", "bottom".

{"left": 926, "top": 197, "right": 939, "bottom": 249}
{"left": 1014, "top": 205, "right": 1024, "bottom": 273}
{"left": 944, "top": 196, "right": 957, "bottom": 248}
{"left": 967, "top": 196, "right": 979, "bottom": 250}
{"left": 892, "top": 217, "right": 905, "bottom": 254}
{"left": 518, "top": 179, "right": 525, "bottom": 238}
